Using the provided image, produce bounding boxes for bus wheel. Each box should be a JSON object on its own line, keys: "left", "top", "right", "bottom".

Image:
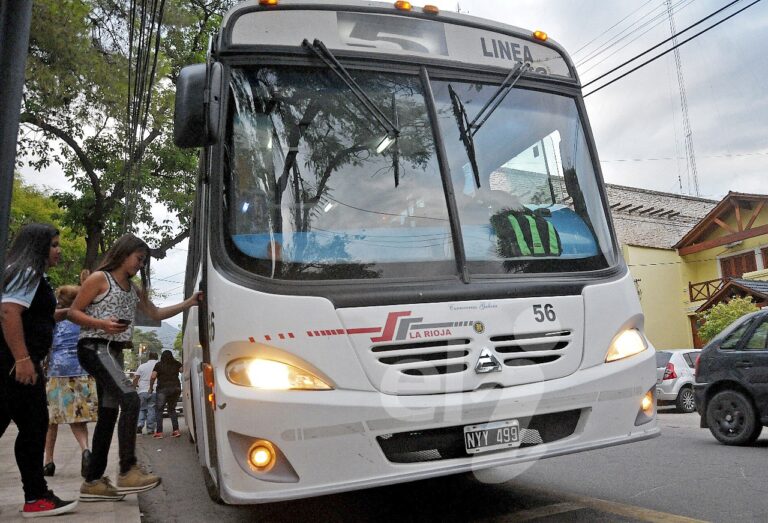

{"left": 202, "top": 465, "right": 224, "bottom": 504}
{"left": 706, "top": 390, "right": 760, "bottom": 446}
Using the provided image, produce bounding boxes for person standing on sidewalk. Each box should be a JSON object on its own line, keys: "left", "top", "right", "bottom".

{"left": 43, "top": 285, "right": 98, "bottom": 479}
{"left": 133, "top": 351, "right": 158, "bottom": 435}
{"left": 150, "top": 350, "right": 182, "bottom": 438}
{"left": 68, "top": 233, "right": 201, "bottom": 501}
{"left": 0, "top": 223, "right": 79, "bottom": 518}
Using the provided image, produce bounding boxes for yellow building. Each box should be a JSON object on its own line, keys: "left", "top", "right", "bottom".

{"left": 674, "top": 192, "right": 768, "bottom": 347}
{"left": 605, "top": 187, "right": 768, "bottom": 349}
{"left": 606, "top": 184, "right": 716, "bottom": 349}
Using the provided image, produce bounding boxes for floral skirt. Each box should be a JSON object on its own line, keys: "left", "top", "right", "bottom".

{"left": 46, "top": 376, "right": 99, "bottom": 424}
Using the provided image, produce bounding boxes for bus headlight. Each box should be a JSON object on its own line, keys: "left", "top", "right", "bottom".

{"left": 605, "top": 329, "right": 647, "bottom": 363}
{"left": 225, "top": 358, "right": 333, "bottom": 390}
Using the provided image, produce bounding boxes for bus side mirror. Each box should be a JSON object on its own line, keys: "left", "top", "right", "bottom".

{"left": 174, "top": 63, "right": 223, "bottom": 148}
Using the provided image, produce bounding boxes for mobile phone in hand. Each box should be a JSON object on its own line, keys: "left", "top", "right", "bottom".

{"left": 117, "top": 319, "right": 132, "bottom": 325}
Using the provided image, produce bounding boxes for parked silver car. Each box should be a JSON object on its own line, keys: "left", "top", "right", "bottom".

{"left": 656, "top": 349, "right": 700, "bottom": 413}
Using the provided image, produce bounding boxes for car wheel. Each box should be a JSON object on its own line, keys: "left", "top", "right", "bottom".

{"left": 706, "top": 390, "right": 760, "bottom": 446}
{"left": 675, "top": 387, "right": 696, "bottom": 413}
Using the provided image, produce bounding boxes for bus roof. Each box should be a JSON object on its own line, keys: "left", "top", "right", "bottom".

{"left": 218, "top": 0, "right": 576, "bottom": 80}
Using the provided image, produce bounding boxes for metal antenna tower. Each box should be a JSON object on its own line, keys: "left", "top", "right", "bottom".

{"left": 666, "top": 0, "right": 700, "bottom": 196}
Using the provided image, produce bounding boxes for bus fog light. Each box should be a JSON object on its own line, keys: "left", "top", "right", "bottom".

{"left": 249, "top": 441, "right": 275, "bottom": 470}
{"left": 605, "top": 329, "right": 647, "bottom": 363}
{"left": 641, "top": 391, "right": 653, "bottom": 413}
{"left": 635, "top": 389, "right": 655, "bottom": 426}
{"left": 226, "top": 358, "right": 333, "bottom": 390}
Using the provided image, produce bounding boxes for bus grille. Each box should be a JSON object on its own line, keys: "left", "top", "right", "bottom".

{"left": 377, "top": 409, "right": 582, "bottom": 463}
{"left": 357, "top": 321, "right": 581, "bottom": 395}
{"left": 372, "top": 338, "right": 471, "bottom": 376}
{"left": 491, "top": 330, "right": 571, "bottom": 367}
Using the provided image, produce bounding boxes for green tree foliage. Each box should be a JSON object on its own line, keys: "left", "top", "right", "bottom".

{"left": 9, "top": 178, "right": 86, "bottom": 287}
{"left": 697, "top": 296, "right": 759, "bottom": 343}
{"left": 133, "top": 328, "right": 164, "bottom": 366}
{"left": 19, "top": 0, "right": 235, "bottom": 268}
{"left": 173, "top": 329, "right": 182, "bottom": 352}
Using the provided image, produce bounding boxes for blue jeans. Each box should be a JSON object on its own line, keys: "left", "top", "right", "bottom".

{"left": 137, "top": 392, "right": 156, "bottom": 432}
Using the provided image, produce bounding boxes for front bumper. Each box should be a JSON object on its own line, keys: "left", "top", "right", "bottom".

{"left": 212, "top": 351, "right": 658, "bottom": 504}
{"left": 694, "top": 383, "right": 708, "bottom": 423}
{"left": 655, "top": 383, "right": 679, "bottom": 402}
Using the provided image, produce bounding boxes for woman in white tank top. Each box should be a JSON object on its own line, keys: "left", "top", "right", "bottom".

{"left": 68, "top": 234, "right": 201, "bottom": 501}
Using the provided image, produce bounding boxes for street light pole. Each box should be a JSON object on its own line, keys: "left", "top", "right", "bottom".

{"left": 0, "top": 1, "right": 33, "bottom": 292}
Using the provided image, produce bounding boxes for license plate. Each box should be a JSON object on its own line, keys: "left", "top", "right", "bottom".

{"left": 464, "top": 419, "right": 521, "bottom": 454}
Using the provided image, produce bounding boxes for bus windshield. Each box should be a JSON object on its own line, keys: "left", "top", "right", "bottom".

{"left": 432, "top": 78, "right": 614, "bottom": 274}
{"left": 224, "top": 65, "right": 614, "bottom": 280}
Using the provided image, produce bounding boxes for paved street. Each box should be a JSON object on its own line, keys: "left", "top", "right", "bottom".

{"left": 135, "top": 408, "right": 768, "bottom": 522}
{"left": 0, "top": 423, "right": 141, "bottom": 522}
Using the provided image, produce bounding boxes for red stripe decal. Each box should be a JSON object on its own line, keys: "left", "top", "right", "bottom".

{"left": 371, "top": 311, "right": 411, "bottom": 343}
{"left": 313, "top": 330, "right": 320, "bottom": 336}
{"left": 288, "top": 333, "right": 295, "bottom": 339}
{"left": 278, "top": 333, "right": 285, "bottom": 340}
{"left": 307, "top": 331, "right": 314, "bottom": 337}
{"left": 248, "top": 337, "right": 255, "bottom": 343}
{"left": 264, "top": 335, "right": 272, "bottom": 341}
{"left": 346, "top": 327, "right": 382, "bottom": 335}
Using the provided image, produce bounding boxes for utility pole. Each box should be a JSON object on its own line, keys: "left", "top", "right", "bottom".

{"left": 666, "top": 0, "right": 700, "bottom": 196}
{"left": 0, "top": 0, "right": 34, "bottom": 291}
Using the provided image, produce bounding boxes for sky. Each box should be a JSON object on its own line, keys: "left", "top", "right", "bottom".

{"left": 19, "top": 0, "right": 768, "bottom": 316}
{"left": 427, "top": 0, "right": 768, "bottom": 198}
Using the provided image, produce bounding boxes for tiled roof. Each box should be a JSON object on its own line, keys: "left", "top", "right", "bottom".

{"left": 696, "top": 277, "right": 768, "bottom": 312}
{"left": 674, "top": 191, "right": 768, "bottom": 249}
{"left": 605, "top": 183, "right": 718, "bottom": 249}
{"left": 731, "top": 278, "right": 768, "bottom": 296}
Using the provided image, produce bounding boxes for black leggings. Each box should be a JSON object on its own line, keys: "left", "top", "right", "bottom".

{"left": 77, "top": 339, "right": 139, "bottom": 480}
{"left": 155, "top": 388, "right": 181, "bottom": 433}
{"left": 0, "top": 353, "right": 49, "bottom": 502}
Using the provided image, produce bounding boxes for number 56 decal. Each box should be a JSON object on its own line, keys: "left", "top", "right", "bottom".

{"left": 533, "top": 304, "right": 556, "bottom": 322}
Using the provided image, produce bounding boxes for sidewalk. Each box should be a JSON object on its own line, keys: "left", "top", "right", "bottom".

{"left": 0, "top": 423, "right": 141, "bottom": 522}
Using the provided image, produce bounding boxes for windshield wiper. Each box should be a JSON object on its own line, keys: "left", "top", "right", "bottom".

{"left": 449, "top": 84, "right": 480, "bottom": 189}
{"left": 302, "top": 39, "right": 400, "bottom": 141}
{"left": 449, "top": 61, "right": 530, "bottom": 188}
{"left": 303, "top": 38, "right": 402, "bottom": 186}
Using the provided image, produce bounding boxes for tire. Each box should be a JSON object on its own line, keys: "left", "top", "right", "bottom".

{"left": 706, "top": 390, "right": 760, "bottom": 446}
{"left": 202, "top": 465, "right": 224, "bottom": 504}
{"left": 675, "top": 387, "right": 696, "bottom": 413}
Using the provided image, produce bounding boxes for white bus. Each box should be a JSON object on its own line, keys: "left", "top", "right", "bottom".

{"left": 175, "top": 0, "right": 658, "bottom": 504}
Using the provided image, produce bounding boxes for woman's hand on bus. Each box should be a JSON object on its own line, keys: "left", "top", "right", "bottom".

{"left": 102, "top": 317, "right": 129, "bottom": 335}
{"left": 186, "top": 291, "right": 203, "bottom": 308}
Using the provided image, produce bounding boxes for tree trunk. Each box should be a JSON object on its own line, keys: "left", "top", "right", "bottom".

{"left": 84, "top": 224, "right": 102, "bottom": 270}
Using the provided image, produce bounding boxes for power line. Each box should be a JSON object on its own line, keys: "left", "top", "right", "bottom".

{"left": 582, "top": 0, "right": 743, "bottom": 89}
{"left": 583, "top": 0, "right": 764, "bottom": 97}
{"left": 572, "top": 0, "right": 656, "bottom": 58}
{"left": 579, "top": 0, "right": 698, "bottom": 77}
{"left": 575, "top": 0, "right": 670, "bottom": 65}
{"left": 123, "top": 0, "right": 167, "bottom": 231}
{"left": 600, "top": 150, "right": 768, "bottom": 163}
{"left": 628, "top": 251, "right": 762, "bottom": 268}
{"left": 577, "top": 0, "right": 692, "bottom": 69}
